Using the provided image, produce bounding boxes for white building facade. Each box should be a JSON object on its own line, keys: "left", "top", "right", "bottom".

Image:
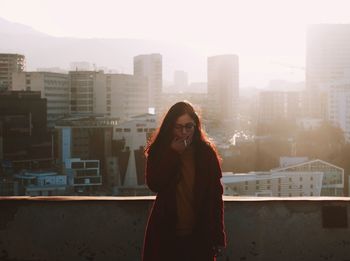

{"left": 273, "top": 159, "right": 344, "bottom": 196}
{"left": 223, "top": 159, "right": 344, "bottom": 197}
{"left": 222, "top": 171, "right": 323, "bottom": 197}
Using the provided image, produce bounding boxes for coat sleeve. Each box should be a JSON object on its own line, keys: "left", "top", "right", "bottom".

{"left": 145, "top": 147, "right": 180, "bottom": 193}
{"left": 209, "top": 149, "right": 227, "bottom": 247}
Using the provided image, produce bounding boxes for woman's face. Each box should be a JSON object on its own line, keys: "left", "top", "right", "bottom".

{"left": 172, "top": 113, "right": 196, "bottom": 140}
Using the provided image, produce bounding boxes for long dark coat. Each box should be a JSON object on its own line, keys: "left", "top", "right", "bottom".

{"left": 142, "top": 142, "right": 226, "bottom": 261}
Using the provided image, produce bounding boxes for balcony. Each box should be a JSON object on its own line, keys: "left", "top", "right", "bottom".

{"left": 0, "top": 196, "right": 349, "bottom": 260}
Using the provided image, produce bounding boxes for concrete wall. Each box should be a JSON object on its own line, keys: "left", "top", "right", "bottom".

{"left": 0, "top": 197, "right": 350, "bottom": 261}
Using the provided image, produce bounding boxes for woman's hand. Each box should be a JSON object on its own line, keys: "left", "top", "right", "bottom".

{"left": 170, "top": 136, "right": 192, "bottom": 154}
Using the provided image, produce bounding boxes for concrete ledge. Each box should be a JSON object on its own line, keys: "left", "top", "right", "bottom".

{"left": 0, "top": 197, "right": 350, "bottom": 261}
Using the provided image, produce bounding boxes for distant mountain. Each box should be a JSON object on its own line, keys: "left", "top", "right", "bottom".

{"left": 0, "top": 17, "right": 47, "bottom": 36}
{"left": 0, "top": 17, "right": 206, "bottom": 82}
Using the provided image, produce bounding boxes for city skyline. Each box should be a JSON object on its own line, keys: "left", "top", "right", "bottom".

{"left": 2, "top": 0, "right": 350, "bottom": 87}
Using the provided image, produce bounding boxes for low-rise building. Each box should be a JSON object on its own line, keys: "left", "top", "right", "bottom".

{"left": 222, "top": 171, "right": 323, "bottom": 197}
{"left": 14, "top": 171, "right": 67, "bottom": 196}
{"left": 223, "top": 159, "right": 344, "bottom": 197}
{"left": 272, "top": 159, "right": 344, "bottom": 196}
{"left": 55, "top": 115, "right": 117, "bottom": 190}
{"left": 64, "top": 158, "right": 101, "bottom": 194}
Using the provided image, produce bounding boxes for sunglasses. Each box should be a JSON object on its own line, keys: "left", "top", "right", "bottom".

{"left": 174, "top": 122, "right": 196, "bottom": 131}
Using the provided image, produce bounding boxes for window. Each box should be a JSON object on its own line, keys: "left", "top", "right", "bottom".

{"left": 86, "top": 161, "right": 99, "bottom": 168}
{"left": 137, "top": 128, "right": 143, "bottom": 132}
{"left": 310, "top": 184, "right": 313, "bottom": 189}
{"left": 71, "top": 162, "right": 84, "bottom": 169}
{"left": 123, "top": 128, "right": 131, "bottom": 132}
{"left": 299, "top": 177, "right": 303, "bottom": 181}
{"left": 289, "top": 177, "right": 292, "bottom": 182}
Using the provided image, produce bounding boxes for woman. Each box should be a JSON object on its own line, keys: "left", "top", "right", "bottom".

{"left": 142, "top": 101, "right": 226, "bottom": 261}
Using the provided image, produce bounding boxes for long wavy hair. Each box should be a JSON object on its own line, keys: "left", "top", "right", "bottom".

{"left": 145, "top": 101, "right": 219, "bottom": 160}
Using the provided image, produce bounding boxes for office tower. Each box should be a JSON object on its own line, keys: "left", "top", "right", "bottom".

{"left": 328, "top": 84, "right": 350, "bottom": 142}
{"left": 207, "top": 55, "right": 239, "bottom": 122}
{"left": 12, "top": 72, "right": 69, "bottom": 127}
{"left": 107, "top": 74, "right": 148, "bottom": 121}
{"left": 306, "top": 24, "right": 350, "bottom": 90}
{"left": 0, "top": 53, "right": 25, "bottom": 90}
{"left": 69, "top": 71, "right": 107, "bottom": 115}
{"left": 305, "top": 25, "right": 350, "bottom": 119}
{"left": 133, "top": 54, "right": 162, "bottom": 114}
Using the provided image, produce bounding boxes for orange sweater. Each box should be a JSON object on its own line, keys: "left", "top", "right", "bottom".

{"left": 175, "top": 145, "right": 196, "bottom": 236}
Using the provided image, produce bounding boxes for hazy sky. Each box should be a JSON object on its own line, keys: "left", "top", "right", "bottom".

{"left": 1, "top": 0, "right": 350, "bottom": 86}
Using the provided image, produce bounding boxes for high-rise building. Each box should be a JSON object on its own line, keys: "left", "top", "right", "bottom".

{"left": 305, "top": 25, "right": 350, "bottom": 119}
{"left": 207, "top": 55, "right": 239, "bottom": 122}
{"left": 0, "top": 53, "right": 25, "bottom": 90}
{"left": 133, "top": 54, "right": 162, "bottom": 114}
{"left": 69, "top": 70, "right": 150, "bottom": 121}
{"left": 12, "top": 72, "right": 69, "bottom": 127}
{"left": 306, "top": 24, "right": 350, "bottom": 90}
{"left": 328, "top": 84, "right": 350, "bottom": 142}
{"left": 107, "top": 74, "right": 148, "bottom": 121}
{"left": 69, "top": 71, "right": 107, "bottom": 115}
